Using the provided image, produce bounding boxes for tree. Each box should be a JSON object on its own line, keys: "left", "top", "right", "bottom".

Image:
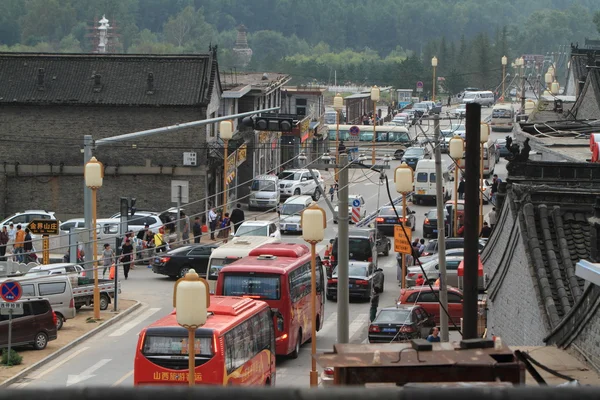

{"left": 0, "top": 0, "right": 25, "bottom": 46}
{"left": 594, "top": 11, "right": 600, "bottom": 34}
{"left": 20, "top": 0, "right": 77, "bottom": 44}
{"left": 59, "top": 34, "right": 82, "bottom": 52}
{"left": 162, "top": 6, "right": 215, "bottom": 50}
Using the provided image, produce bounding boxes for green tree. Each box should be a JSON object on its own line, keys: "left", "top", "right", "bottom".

{"left": 594, "top": 11, "right": 600, "bottom": 34}
{"left": 163, "top": 6, "right": 215, "bottom": 49}
{"left": 20, "top": 0, "right": 77, "bottom": 44}
{"left": 59, "top": 34, "right": 82, "bottom": 52}
{"left": 0, "top": 0, "right": 25, "bottom": 46}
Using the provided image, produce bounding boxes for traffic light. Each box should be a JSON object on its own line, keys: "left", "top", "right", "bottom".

{"left": 241, "top": 115, "right": 294, "bottom": 132}
{"left": 120, "top": 197, "right": 129, "bottom": 219}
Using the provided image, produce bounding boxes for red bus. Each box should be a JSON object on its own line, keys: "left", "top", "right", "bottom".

{"left": 134, "top": 296, "right": 276, "bottom": 386}
{"left": 215, "top": 243, "right": 325, "bottom": 358}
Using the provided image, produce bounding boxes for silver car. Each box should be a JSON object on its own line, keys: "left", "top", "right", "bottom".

{"left": 405, "top": 255, "right": 465, "bottom": 287}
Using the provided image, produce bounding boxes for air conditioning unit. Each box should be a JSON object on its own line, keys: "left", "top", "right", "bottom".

{"left": 183, "top": 152, "right": 197, "bottom": 166}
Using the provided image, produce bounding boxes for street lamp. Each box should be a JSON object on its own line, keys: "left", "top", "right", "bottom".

{"left": 84, "top": 156, "right": 103, "bottom": 320}
{"left": 358, "top": 153, "right": 367, "bottom": 162}
{"left": 501, "top": 56, "right": 508, "bottom": 100}
{"left": 220, "top": 120, "right": 233, "bottom": 215}
{"left": 431, "top": 56, "right": 438, "bottom": 102}
{"left": 449, "top": 136, "right": 464, "bottom": 237}
{"left": 370, "top": 86, "right": 380, "bottom": 164}
{"left": 301, "top": 205, "right": 326, "bottom": 387}
{"left": 173, "top": 269, "right": 210, "bottom": 386}
{"left": 298, "top": 152, "right": 307, "bottom": 167}
{"left": 545, "top": 71, "right": 553, "bottom": 93}
{"left": 479, "top": 123, "right": 489, "bottom": 232}
{"left": 333, "top": 93, "right": 344, "bottom": 180}
{"left": 394, "top": 162, "right": 413, "bottom": 289}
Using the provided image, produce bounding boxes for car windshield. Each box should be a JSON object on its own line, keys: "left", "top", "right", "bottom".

{"left": 251, "top": 180, "right": 276, "bottom": 192}
{"left": 334, "top": 264, "right": 367, "bottom": 277}
{"left": 279, "top": 171, "right": 301, "bottom": 181}
{"left": 404, "top": 148, "right": 424, "bottom": 157}
{"left": 379, "top": 206, "right": 401, "bottom": 216}
{"left": 280, "top": 203, "right": 306, "bottom": 215}
{"left": 426, "top": 210, "right": 439, "bottom": 219}
{"left": 464, "top": 92, "right": 477, "bottom": 99}
{"left": 375, "top": 309, "right": 412, "bottom": 324}
{"left": 234, "top": 225, "right": 268, "bottom": 237}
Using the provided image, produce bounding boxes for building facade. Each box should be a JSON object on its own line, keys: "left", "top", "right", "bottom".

{"left": 0, "top": 51, "right": 221, "bottom": 220}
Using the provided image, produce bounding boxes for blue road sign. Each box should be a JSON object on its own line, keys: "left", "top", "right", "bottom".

{"left": 0, "top": 280, "right": 22, "bottom": 303}
{"left": 352, "top": 199, "right": 361, "bottom": 208}
{"left": 349, "top": 125, "right": 360, "bottom": 137}
{"left": 417, "top": 81, "right": 424, "bottom": 88}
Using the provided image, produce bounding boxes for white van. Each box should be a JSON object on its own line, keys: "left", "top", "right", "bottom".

{"left": 462, "top": 91, "right": 495, "bottom": 107}
{"left": 0, "top": 275, "right": 75, "bottom": 330}
{"left": 413, "top": 159, "right": 453, "bottom": 204}
{"left": 491, "top": 103, "right": 514, "bottom": 132}
{"left": 279, "top": 195, "right": 314, "bottom": 233}
{"left": 205, "top": 236, "right": 281, "bottom": 293}
{"left": 248, "top": 174, "right": 279, "bottom": 211}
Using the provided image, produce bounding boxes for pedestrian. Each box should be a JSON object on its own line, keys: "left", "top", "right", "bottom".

{"left": 208, "top": 207, "right": 218, "bottom": 240}
{"left": 329, "top": 185, "right": 335, "bottom": 201}
{"left": 488, "top": 207, "right": 497, "bottom": 230}
{"left": 373, "top": 267, "right": 384, "bottom": 294}
{"left": 415, "top": 274, "right": 425, "bottom": 286}
{"left": 458, "top": 178, "right": 465, "bottom": 200}
{"left": 102, "top": 243, "right": 115, "bottom": 277}
{"left": 193, "top": 217, "right": 202, "bottom": 243}
{"left": 137, "top": 224, "right": 151, "bottom": 260}
{"left": 23, "top": 228, "right": 34, "bottom": 263}
{"left": 6, "top": 223, "right": 15, "bottom": 259}
{"left": 480, "top": 221, "right": 492, "bottom": 238}
{"left": 411, "top": 238, "right": 420, "bottom": 257}
{"left": 418, "top": 238, "right": 426, "bottom": 257}
{"left": 230, "top": 204, "right": 245, "bottom": 234}
{"left": 13, "top": 224, "right": 25, "bottom": 263}
{"left": 457, "top": 224, "right": 465, "bottom": 237}
{"left": 369, "top": 291, "right": 379, "bottom": 322}
{"left": 181, "top": 211, "right": 190, "bottom": 244}
{"left": 427, "top": 327, "right": 441, "bottom": 343}
{"left": 120, "top": 238, "right": 134, "bottom": 280}
{"left": 154, "top": 227, "right": 168, "bottom": 253}
{"left": 447, "top": 96, "right": 451, "bottom": 107}
{"left": 0, "top": 226, "right": 8, "bottom": 261}
{"left": 491, "top": 177, "right": 498, "bottom": 204}
{"left": 218, "top": 212, "right": 231, "bottom": 242}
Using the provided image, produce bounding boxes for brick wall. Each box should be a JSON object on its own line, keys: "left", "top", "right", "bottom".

{"left": 0, "top": 105, "right": 209, "bottom": 220}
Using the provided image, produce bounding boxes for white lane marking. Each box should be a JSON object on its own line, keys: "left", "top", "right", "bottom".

{"left": 112, "top": 370, "right": 134, "bottom": 387}
{"left": 349, "top": 313, "right": 369, "bottom": 339}
{"left": 66, "top": 358, "right": 112, "bottom": 386}
{"left": 109, "top": 307, "right": 161, "bottom": 337}
{"left": 23, "top": 346, "right": 91, "bottom": 385}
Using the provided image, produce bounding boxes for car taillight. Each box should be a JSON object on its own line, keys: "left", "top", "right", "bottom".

{"left": 424, "top": 218, "right": 430, "bottom": 224}
{"left": 369, "top": 325, "right": 380, "bottom": 333}
{"left": 327, "top": 279, "right": 338, "bottom": 284}
{"left": 324, "top": 367, "right": 334, "bottom": 377}
{"left": 398, "top": 217, "right": 405, "bottom": 223}
{"left": 69, "top": 298, "right": 74, "bottom": 308}
{"left": 367, "top": 257, "right": 372, "bottom": 262}
{"left": 52, "top": 312, "right": 58, "bottom": 326}
{"left": 407, "top": 272, "right": 417, "bottom": 279}
{"left": 375, "top": 217, "right": 384, "bottom": 223}
{"left": 399, "top": 325, "right": 415, "bottom": 333}
{"left": 160, "top": 257, "right": 170, "bottom": 263}
{"left": 356, "top": 280, "right": 369, "bottom": 285}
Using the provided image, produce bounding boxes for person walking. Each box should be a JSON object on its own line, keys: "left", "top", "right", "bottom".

{"left": 369, "top": 291, "right": 380, "bottom": 322}
{"left": 23, "top": 228, "right": 35, "bottom": 263}
{"left": 218, "top": 213, "right": 231, "bottom": 242}
{"left": 0, "top": 226, "right": 8, "bottom": 261}
{"left": 102, "top": 243, "right": 115, "bottom": 277}
{"left": 13, "top": 224, "right": 25, "bottom": 263}
{"left": 120, "top": 238, "right": 134, "bottom": 280}
{"left": 193, "top": 216, "right": 202, "bottom": 243}
{"left": 427, "top": 327, "right": 441, "bottom": 342}
{"left": 230, "top": 204, "right": 245, "bottom": 234}
{"left": 154, "top": 227, "right": 168, "bottom": 253}
{"left": 480, "top": 221, "right": 492, "bottom": 238}
{"left": 181, "top": 211, "right": 190, "bottom": 244}
{"left": 458, "top": 178, "right": 465, "bottom": 200}
{"left": 490, "top": 177, "right": 498, "bottom": 205}
{"left": 418, "top": 238, "right": 426, "bottom": 257}
{"left": 208, "top": 207, "right": 218, "bottom": 240}
{"left": 7, "top": 223, "right": 16, "bottom": 260}
{"left": 329, "top": 185, "right": 335, "bottom": 201}
{"left": 488, "top": 207, "right": 497, "bottom": 230}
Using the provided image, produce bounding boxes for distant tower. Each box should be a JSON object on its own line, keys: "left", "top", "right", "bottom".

{"left": 233, "top": 24, "right": 253, "bottom": 68}
{"left": 87, "top": 15, "right": 119, "bottom": 53}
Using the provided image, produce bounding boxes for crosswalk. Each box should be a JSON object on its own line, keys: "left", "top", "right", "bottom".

{"left": 317, "top": 312, "right": 370, "bottom": 342}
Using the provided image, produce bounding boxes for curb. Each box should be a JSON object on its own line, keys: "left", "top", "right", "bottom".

{"left": 1, "top": 300, "right": 144, "bottom": 388}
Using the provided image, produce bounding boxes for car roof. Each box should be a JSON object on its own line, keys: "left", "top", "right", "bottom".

{"left": 382, "top": 305, "right": 417, "bottom": 311}
{"left": 284, "top": 195, "right": 313, "bottom": 204}
{"left": 348, "top": 261, "right": 372, "bottom": 267}
{"left": 407, "top": 286, "right": 462, "bottom": 294}
{"left": 239, "top": 220, "right": 271, "bottom": 226}
{"left": 348, "top": 228, "right": 374, "bottom": 237}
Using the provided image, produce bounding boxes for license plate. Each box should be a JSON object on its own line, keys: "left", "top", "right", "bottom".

{"left": 383, "top": 328, "right": 396, "bottom": 333}
{"left": 385, "top": 219, "right": 397, "bottom": 224}
{"left": 433, "top": 229, "right": 438, "bottom": 233}
{"left": 348, "top": 284, "right": 354, "bottom": 288}
{"left": 287, "top": 225, "right": 296, "bottom": 231}
{"left": 418, "top": 190, "right": 425, "bottom": 194}
{"left": 154, "top": 257, "right": 160, "bottom": 263}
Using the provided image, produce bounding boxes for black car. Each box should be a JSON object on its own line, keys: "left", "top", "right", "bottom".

{"left": 151, "top": 244, "right": 219, "bottom": 279}
{"left": 327, "top": 261, "right": 382, "bottom": 301}
{"left": 422, "top": 209, "right": 449, "bottom": 238}
{"left": 401, "top": 147, "right": 430, "bottom": 170}
{"left": 376, "top": 205, "right": 416, "bottom": 236}
{"left": 368, "top": 305, "right": 436, "bottom": 343}
{"left": 331, "top": 228, "right": 391, "bottom": 269}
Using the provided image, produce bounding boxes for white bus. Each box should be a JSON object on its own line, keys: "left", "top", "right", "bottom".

{"left": 205, "top": 236, "right": 281, "bottom": 293}
{"left": 491, "top": 103, "right": 514, "bottom": 132}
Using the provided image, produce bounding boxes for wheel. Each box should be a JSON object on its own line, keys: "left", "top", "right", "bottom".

{"left": 381, "top": 277, "right": 385, "bottom": 292}
{"left": 33, "top": 332, "right": 48, "bottom": 350}
{"left": 248, "top": 205, "right": 256, "bottom": 211}
{"left": 383, "top": 244, "right": 389, "bottom": 256}
{"left": 179, "top": 266, "right": 191, "bottom": 279}
{"left": 294, "top": 188, "right": 301, "bottom": 196}
{"left": 312, "top": 188, "right": 321, "bottom": 201}
{"left": 56, "top": 313, "right": 64, "bottom": 330}
{"left": 289, "top": 330, "right": 302, "bottom": 359}
{"left": 99, "top": 294, "right": 110, "bottom": 310}
{"left": 316, "top": 314, "right": 321, "bottom": 332}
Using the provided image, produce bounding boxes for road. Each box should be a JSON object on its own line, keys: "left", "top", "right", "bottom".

{"left": 10, "top": 107, "right": 504, "bottom": 389}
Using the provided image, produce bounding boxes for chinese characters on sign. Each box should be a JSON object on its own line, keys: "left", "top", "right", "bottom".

{"left": 153, "top": 371, "right": 202, "bottom": 382}
{"left": 394, "top": 225, "right": 413, "bottom": 254}
{"left": 27, "top": 220, "right": 59, "bottom": 235}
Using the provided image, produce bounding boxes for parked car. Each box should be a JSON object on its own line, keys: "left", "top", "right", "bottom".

{"left": 0, "top": 210, "right": 57, "bottom": 228}
{"left": 440, "top": 123, "right": 466, "bottom": 152}
{"left": 327, "top": 261, "right": 381, "bottom": 301}
{"left": 330, "top": 228, "right": 390, "bottom": 269}
{"left": 376, "top": 205, "right": 416, "bottom": 236}
{"left": 234, "top": 220, "right": 281, "bottom": 240}
{"left": 333, "top": 195, "right": 366, "bottom": 224}
{"left": 401, "top": 146, "right": 430, "bottom": 170}
{"left": 278, "top": 169, "right": 323, "bottom": 200}
{"left": 405, "top": 255, "right": 465, "bottom": 287}
{"left": 420, "top": 238, "right": 486, "bottom": 258}
{"left": 397, "top": 286, "right": 464, "bottom": 325}
{"left": 0, "top": 298, "right": 58, "bottom": 350}
{"left": 419, "top": 248, "right": 464, "bottom": 264}
{"left": 109, "top": 210, "right": 164, "bottom": 234}
{"left": 412, "top": 102, "right": 430, "bottom": 118}
{"left": 368, "top": 305, "right": 436, "bottom": 343}
{"left": 151, "top": 244, "right": 219, "bottom": 279}
{"left": 449, "top": 103, "right": 467, "bottom": 119}
{"left": 422, "top": 208, "right": 449, "bottom": 238}
{"left": 421, "top": 101, "right": 442, "bottom": 115}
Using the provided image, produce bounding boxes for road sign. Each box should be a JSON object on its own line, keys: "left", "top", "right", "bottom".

{"left": 352, "top": 199, "right": 361, "bottom": 207}
{"left": 416, "top": 81, "right": 424, "bottom": 88}
{"left": 352, "top": 207, "right": 361, "bottom": 223}
{"left": 0, "top": 302, "right": 23, "bottom": 315}
{"left": 394, "top": 225, "right": 413, "bottom": 254}
{"left": 349, "top": 125, "right": 360, "bottom": 137}
{"left": 0, "top": 280, "right": 22, "bottom": 302}
{"left": 27, "top": 219, "right": 59, "bottom": 235}
{"left": 416, "top": 87, "right": 423, "bottom": 93}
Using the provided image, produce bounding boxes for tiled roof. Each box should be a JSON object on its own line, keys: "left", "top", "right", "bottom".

{"left": 0, "top": 52, "right": 216, "bottom": 106}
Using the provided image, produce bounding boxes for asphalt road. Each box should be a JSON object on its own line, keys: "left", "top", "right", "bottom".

{"left": 10, "top": 107, "right": 505, "bottom": 388}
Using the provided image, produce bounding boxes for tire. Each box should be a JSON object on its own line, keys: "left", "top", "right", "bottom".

{"left": 99, "top": 294, "right": 110, "bottom": 310}
{"left": 56, "top": 313, "right": 64, "bottom": 331}
{"left": 383, "top": 244, "right": 389, "bottom": 256}
{"left": 33, "top": 332, "right": 48, "bottom": 350}
{"left": 179, "top": 266, "right": 191, "bottom": 279}
{"left": 294, "top": 188, "right": 301, "bottom": 196}
{"left": 312, "top": 188, "right": 321, "bottom": 201}
{"left": 289, "top": 330, "right": 302, "bottom": 359}
{"left": 316, "top": 314, "right": 321, "bottom": 332}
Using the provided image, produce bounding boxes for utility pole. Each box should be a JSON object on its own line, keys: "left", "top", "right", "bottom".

{"left": 83, "top": 135, "right": 93, "bottom": 273}
{"left": 521, "top": 71, "right": 526, "bottom": 115}
{"left": 176, "top": 185, "right": 182, "bottom": 243}
{"left": 337, "top": 153, "right": 350, "bottom": 344}
{"left": 463, "top": 103, "right": 481, "bottom": 339}
{"left": 433, "top": 114, "right": 449, "bottom": 342}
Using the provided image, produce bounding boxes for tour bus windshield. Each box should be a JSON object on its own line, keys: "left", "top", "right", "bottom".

{"left": 222, "top": 274, "right": 281, "bottom": 300}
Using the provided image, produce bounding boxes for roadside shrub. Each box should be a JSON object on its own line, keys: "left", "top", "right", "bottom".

{"left": 1, "top": 348, "right": 23, "bottom": 366}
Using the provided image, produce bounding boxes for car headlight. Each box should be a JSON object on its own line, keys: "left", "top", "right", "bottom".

{"left": 285, "top": 183, "right": 293, "bottom": 188}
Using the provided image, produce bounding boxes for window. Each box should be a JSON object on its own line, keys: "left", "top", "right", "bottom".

{"left": 416, "top": 172, "right": 428, "bottom": 183}
{"left": 429, "top": 173, "right": 437, "bottom": 183}
{"left": 9, "top": 215, "right": 27, "bottom": 224}
{"left": 39, "top": 282, "right": 67, "bottom": 296}
{"left": 224, "top": 309, "right": 272, "bottom": 374}
{"left": 61, "top": 222, "right": 77, "bottom": 231}
{"left": 417, "top": 291, "right": 438, "bottom": 303}
{"left": 414, "top": 308, "right": 425, "bottom": 321}
{"left": 21, "top": 284, "right": 35, "bottom": 297}
{"left": 222, "top": 274, "right": 281, "bottom": 300}
{"left": 448, "top": 292, "right": 462, "bottom": 303}
{"left": 446, "top": 261, "right": 462, "bottom": 270}
{"left": 65, "top": 266, "right": 77, "bottom": 273}
{"left": 190, "top": 247, "right": 211, "bottom": 256}
{"left": 289, "top": 263, "right": 311, "bottom": 302}
{"left": 143, "top": 334, "right": 213, "bottom": 357}
{"left": 31, "top": 301, "right": 50, "bottom": 315}
{"left": 316, "top": 258, "right": 324, "bottom": 293}
{"left": 296, "top": 98, "right": 307, "bottom": 116}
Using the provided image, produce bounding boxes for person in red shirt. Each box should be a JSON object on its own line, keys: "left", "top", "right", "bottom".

{"left": 415, "top": 274, "right": 425, "bottom": 286}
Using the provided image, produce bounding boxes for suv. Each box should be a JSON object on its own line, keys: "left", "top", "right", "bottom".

{"left": 397, "top": 286, "right": 463, "bottom": 325}
{"left": 331, "top": 228, "right": 390, "bottom": 269}
{"left": 420, "top": 238, "right": 486, "bottom": 258}
{"left": 278, "top": 169, "right": 323, "bottom": 200}
{"left": 0, "top": 298, "right": 58, "bottom": 350}
{"left": 109, "top": 211, "right": 163, "bottom": 233}
{"left": 0, "top": 210, "right": 57, "bottom": 227}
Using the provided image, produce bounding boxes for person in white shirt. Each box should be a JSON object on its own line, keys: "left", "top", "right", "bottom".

{"left": 488, "top": 207, "right": 497, "bottom": 229}
{"left": 208, "top": 208, "right": 218, "bottom": 240}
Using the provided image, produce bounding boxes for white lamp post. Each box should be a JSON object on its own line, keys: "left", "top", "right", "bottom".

{"left": 449, "top": 136, "right": 465, "bottom": 236}
{"left": 394, "top": 162, "right": 413, "bottom": 288}
{"left": 370, "top": 86, "right": 380, "bottom": 164}
{"left": 501, "top": 56, "right": 508, "bottom": 100}
{"left": 220, "top": 120, "right": 233, "bottom": 215}
{"left": 84, "top": 156, "right": 103, "bottom": 320}
{"left": 333, "top": 94, "right": 344, "bottom": 180}
{"left": 479, "top": 123, "right": 490, "bottom": 232}
{"left": 545, "top": 71, "right": 553, "bottom": 93}
{"left": 431, "top": 56, "right": 438, "bottom": 102}
{"left": 173, "top": 269, "right": 210, "bottom": 386}
{"left": 301, "top": 205, "right": 326, "bottom": 387}
{"left": 298, "top": 152, "right": 307, "bottom": 167}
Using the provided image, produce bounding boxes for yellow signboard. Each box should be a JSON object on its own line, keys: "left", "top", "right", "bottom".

{"left": 394, "top": 225, "right": 412, "bottom": 254}
{"left": 236, "top": 144, "right": 247, "bottom": 167}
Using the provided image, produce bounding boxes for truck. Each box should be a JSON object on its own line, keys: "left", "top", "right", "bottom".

{"left": 73, "top": 277, "right": 121, "bottom": 310}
